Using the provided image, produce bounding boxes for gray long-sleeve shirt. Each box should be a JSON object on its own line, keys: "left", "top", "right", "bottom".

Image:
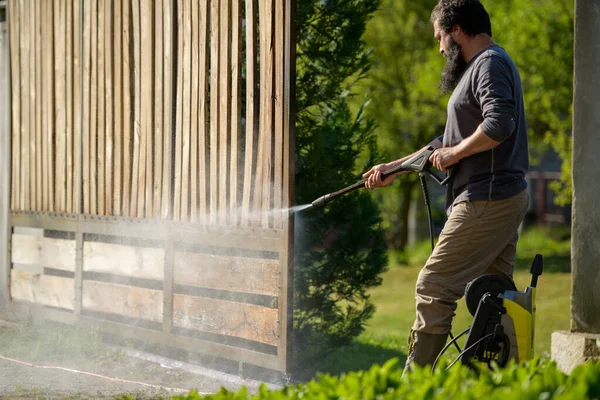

{"left": 440, "top": 44, "right": 529, "bottom": 212}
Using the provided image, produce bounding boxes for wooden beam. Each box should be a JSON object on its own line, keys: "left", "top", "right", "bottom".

{"left": 122, "top": 0, "right": 132, "bottom": 217}
{"left": 229, "top": 0, "right": 242, "bottom": 225}
{"left": 11, "top": 270, "right": 75, "bottom": 310}
{"left": 104, "top": 0, "right": 113, "bottom": 216}
{"left": 153, "top": 0, "right": 163, "bottom": 219}
{"left": 9, "top": 0, "right": 20, "bottom": 211}
{"left": 11, "top": 233, "right": 77, "bottom": 272}
{"left": 198, "top": 0, "right": 209, "bottom": 222}
{"left": 209, "top": 0, "right": 220, "bottom": 225}
{"left": 218, "top": 0, "right": 230, "bottom": 225}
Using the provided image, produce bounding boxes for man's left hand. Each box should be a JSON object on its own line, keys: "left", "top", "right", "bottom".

{"left": 429, "top": 147, "right": 461, "bottom": 172}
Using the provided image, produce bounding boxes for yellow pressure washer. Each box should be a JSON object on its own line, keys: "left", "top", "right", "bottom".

{"left": 310, "top": 145, "right": 543, "bottom": 370}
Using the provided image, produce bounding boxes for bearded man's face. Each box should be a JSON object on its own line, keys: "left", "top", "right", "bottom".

{"left": 439, "top": 37, "right": 467, "bottom": 94}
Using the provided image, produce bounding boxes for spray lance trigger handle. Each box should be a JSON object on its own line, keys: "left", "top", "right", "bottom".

{"left": 401, "top": 146, "right": 453, "bottom": 186}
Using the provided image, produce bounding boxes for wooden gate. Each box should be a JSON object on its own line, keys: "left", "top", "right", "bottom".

{"left": 2, "top": 0, "right": 295, "bottom": 374}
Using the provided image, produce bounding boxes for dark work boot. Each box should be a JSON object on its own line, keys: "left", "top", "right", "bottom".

{"left": 403, "top": 329, "right": 448, "bottom": 375}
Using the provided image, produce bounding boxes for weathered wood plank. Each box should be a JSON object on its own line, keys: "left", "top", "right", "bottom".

{"left": 259, "top": 0, "right": 274, "bottom": 228}
{"left": 20, "top": 0, "right": 30, "bottom": 211}
{"left": 65, "top": 0, "right": 73, "bottom": 213}
{"left": 82, "top": 0, "right": 92, "bottom": 215}
{"left": 82, "top": 280, "right": 163, "bottom": 322}
{"left": 47, "top": 0, "right": 55, "bottom": 212}
{"left": 11, "top": 270, "right": 75, "bottom": 310}
{"left": 274, "top": 0, "right": 285, "bottom": 228}
{"left": 190, "top": 0, "right": 199, "bottom": 222}
{"left": 229, "top": 0, "right": 242, "bottom": 225}
{"left": 173, "top": 0, "right": 184, "bottom": 221}
{"left": 218, "top": 0, "right": 230, "bottom": 225}
{"left": 28, "top": 0, "right": 36, "bottom": 211}
{"left": 209, "top": 0, "right": 220, "bottom": 225}
{"left": 9, "top": 0, "right": 20, "bottom": 211}
{"left": 153, "top": 0, "right": 163, "bottom": 218}
{"left": 34, "top": 0, "right": 42, "bottom": 211}
{"left": 173, "top": 252, "right": 279, "bottom": 296}
{"left": 198, "top": 0, "right": 209, "bottom": 222}
{"left": 161, "top": 0, "right": 172, "bottom": 219}
{"left": 104, "top": 0, "right": 113, "bottom": 216}
{"left": 89, "top": 0, "right": 98, "bottom": 215}
{"left": 181, "top": 0, "right": 192, "bottom": 221}
{"left": 11, "top": 233, "right": 77, "bottom": 272}
{"left": 173, "top": 294, "right": 278, "bottom": 346}
{"left": 83, "top": 241, "right": 164, "bottom": 281}
{"left": 113, "top": 0, "right": 123, "bottom": 216}
{"left": 73, "top": 0, "right": 82, "bottom": 214}
{"left": 139, "top": 0, "right": 153, "bottom": 218}
{"left": 97, "top": 0, "right": 106, "bottom": 215}
{"left": 57, "top": 0, "right": 68, "bottom": 212}
{"left": 130, "top": 0, "right": 141, "bottom": 217}
{"left": 41, "top": 0, "right": 49, "bottom": 211}
{"left": 122, "top": 0, "right": 132, "bottom": 217}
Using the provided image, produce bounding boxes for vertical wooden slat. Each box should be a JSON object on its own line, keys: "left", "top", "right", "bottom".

{"left": 104, "top": 0, "right": 113, "bottom": 216}
{"left": 90, "top": 0, "right": 98, "bottom": 215}
{"left": 83, "top": 0, "right": 91, "bottom": 215}
{"left": 181, "top": 0, "right": 192, "bottom": 220}
{"left": 209, "top": 0, "right": 220, "bottom": 224}
{"left": 55, "top": 0, "right": 67, "bottom": 212}
{"left": 153, "top": 0, "right": 164, "bottom": 218}
{"left": 260, "top": 0, "right": 274, "bottom": 228}
{"left": 113, "top": 0, "right": 123, "bottom": 216}
{"left": 66, "top": 0, "right": 73, "bottom": 213}
{"left": 130, "top": 0, "right": 141, "bottom": 217}
{"left": 20, "top": 0, "right": 30, "bottom": 211}
{"left": 47, "top": 1, "right": 56, "bottom": 212}
{"left": 274, "top": 0, "right": 285, "bottom": 228}
{"left": 230, "top": 0, "right": 242, "bottom": 225}
{"left": 10, "top": 0, "right": 20, "bottom": 211}
{"left": 97, "top": 0, "right": 106, "bottom": 215}
{"left": 122, "top": 0, "right": 132, "bottom": 216}
{"left": 74, "top": 0, "right": 82, "bottom": 214}
{"left": 35, "top": 0, "right": 42, "bottom": 211}
{"left": 198, "top": 0, "right": 209, "bottom": 221}
{"left": 140, "top": 0, "right": 153, "bottom": 218}
{"left": 241, "top": 0, "right": 257, "bottom": 226}
{"left": 190, "top": 0, "right": 199, "bottom": 222}
{"left": 173, "top": 0, "right": 184, "bottom": 220}
{"left": 161, "top": 0, "right": 172, "bottom": 219}
{"left": 218, "top": 0, "right": 230, "bottom": 225}
{"left": 41, "top": 0, "right": 48, "bottom": 211}
{"left": 28, "top": 0, "right": 35, "bottom": 211}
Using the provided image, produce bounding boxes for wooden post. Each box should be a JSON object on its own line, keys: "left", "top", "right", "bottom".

{"left": 0, "top": 5, "right": 11, "bottom": 307}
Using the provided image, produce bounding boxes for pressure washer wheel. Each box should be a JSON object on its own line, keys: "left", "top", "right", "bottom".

{"left": 464, "top": 274, "right": 517, "bottom": 316}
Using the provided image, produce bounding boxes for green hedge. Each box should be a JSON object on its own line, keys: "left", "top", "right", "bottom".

{"left": 170, "top": 358, "right": 600, "bottom": 400}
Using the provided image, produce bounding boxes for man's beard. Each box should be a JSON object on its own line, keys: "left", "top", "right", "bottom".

{"left": 439, "top": 40, "right": 467, "bottom": 94}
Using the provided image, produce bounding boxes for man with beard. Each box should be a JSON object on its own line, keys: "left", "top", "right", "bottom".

{"left": 362, "top": 0, "right": 529, "bottom": 372}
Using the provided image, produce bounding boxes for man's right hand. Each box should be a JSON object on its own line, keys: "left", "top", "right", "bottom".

{"left": 362, "top": 164, "right": 398, "bottom": 190}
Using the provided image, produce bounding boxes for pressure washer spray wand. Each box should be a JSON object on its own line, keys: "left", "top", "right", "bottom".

{"left": 311, "top": 146, "right": 453, "bottom": 208}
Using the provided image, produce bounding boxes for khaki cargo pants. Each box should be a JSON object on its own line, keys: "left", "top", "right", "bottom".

{"left": 412, "top": 189, "right": 530, "bottom": 335}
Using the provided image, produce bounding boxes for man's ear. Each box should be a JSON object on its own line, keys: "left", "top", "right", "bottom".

{"left": 450, "top": 24, "right": 465, "bottom": 41}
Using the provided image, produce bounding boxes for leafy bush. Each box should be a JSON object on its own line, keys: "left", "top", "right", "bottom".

{"left": 169, "top": 358, "right": 600, "bottom": 400}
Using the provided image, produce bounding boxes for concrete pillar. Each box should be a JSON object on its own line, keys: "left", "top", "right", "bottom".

{"left": 0, "top": 1, "right": 10, "bottom": 309}
{"left": 551, "top": 0, "right": 600, "bottom": 374}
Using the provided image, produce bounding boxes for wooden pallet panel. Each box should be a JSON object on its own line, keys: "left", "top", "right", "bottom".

{"left": 11, "top": 270, "right": 75, "bottom": 310}
{"left": 173, "top": 252, "right": 279, "bottom": 296}
{"left": 82, "top": 280, "right": 163, "bottom": 322}
{"left": 172, "top": 294, "right": 278, "bottom": 346}
{"left": 11, "top": 233, "right": 76, "bottom": 272}
{"left": 83, "top": 241, "right": 164, "bottom": 281}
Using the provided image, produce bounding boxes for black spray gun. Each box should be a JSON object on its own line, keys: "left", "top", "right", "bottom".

{"left": 311, "top": 146, "right": 454, "bottom": 250}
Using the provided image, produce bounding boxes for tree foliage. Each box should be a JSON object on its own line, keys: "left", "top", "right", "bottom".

{"left": 293, "top": 0, "right": 388, "bottom": 371}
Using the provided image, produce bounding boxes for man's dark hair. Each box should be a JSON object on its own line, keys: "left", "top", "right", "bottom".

{"left": 431, "top": 0, "right": 492, "bottom": 37}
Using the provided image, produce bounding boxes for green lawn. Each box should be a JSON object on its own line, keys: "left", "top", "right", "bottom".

{"left": 313, "top": 227, "right": 572, "bottom": 377}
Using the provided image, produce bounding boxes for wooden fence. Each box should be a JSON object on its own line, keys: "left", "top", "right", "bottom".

{"left": 4, "top": 0, "right": 295, "bottom": 375}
